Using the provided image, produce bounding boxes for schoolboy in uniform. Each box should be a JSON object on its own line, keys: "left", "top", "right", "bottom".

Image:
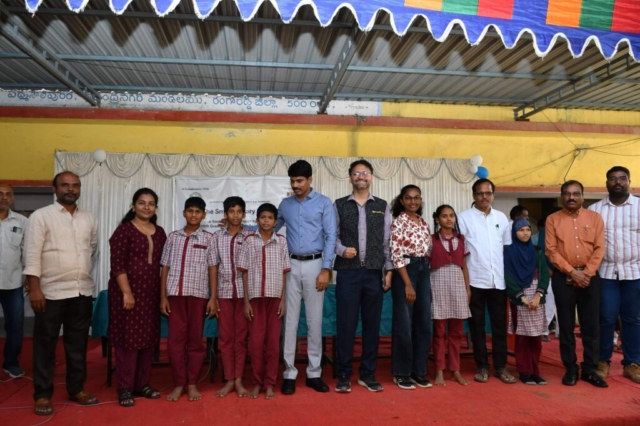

{"left": 237, "top": 203, "right": 290, "bottom": 400}
{"left": 210, "top": 196, "right": 254, "bottom": 397}
{"left": 160, "top": 197, "right": 216, "bottom": 402}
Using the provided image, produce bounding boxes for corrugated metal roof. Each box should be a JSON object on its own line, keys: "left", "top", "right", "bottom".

{"left": 0, "top": 0, "right": 638, "bottom": 112}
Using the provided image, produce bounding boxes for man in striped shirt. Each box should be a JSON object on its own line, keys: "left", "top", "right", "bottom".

{"left": 589, "top": 166, "right": 640, "bottom": 384}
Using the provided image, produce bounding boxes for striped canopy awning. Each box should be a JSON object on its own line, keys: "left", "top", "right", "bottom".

{"left": 22, "top": 0, "right": 640, "bottom": 60}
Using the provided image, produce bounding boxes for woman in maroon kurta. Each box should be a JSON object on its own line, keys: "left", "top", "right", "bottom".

{"left": 109, "top": 188, "right": 166, "bottom": 407}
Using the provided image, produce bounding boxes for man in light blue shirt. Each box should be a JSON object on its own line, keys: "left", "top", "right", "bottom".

{"left": 278, "top": 160, "right": 336, "bottom": 395}
{"left": 241, "top": 160, "right": 336, "bottom": 394}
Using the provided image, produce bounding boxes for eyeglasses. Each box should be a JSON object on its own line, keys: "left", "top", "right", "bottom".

{"left": 607, "top": 176, "right": 629, "bottom": 182}
{"left": 350, "top": 171, "right": 371, "bottom": 178}
{"left": 403, "top": 195, "right": 422, "bottom": 202}
{"left": 474, "top": 191, "right": 493, "bottom": 197}
{"left": 561, "top": 191, "right": 583, "bottom": 197}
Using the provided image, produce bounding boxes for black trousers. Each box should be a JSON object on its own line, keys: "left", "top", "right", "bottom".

{"left": 468, "top": 287, "right": 508, "bottom": 370}
{"left": 33, "top": 296, "right": 93, "bottom": 401}
{"left": 335, "top": 268, "right": 384, "bottom": 379}
{"left": 551, "top": 272, "right": 601, "bottom": 373}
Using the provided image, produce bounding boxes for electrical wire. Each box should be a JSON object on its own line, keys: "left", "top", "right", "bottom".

{"left": 541, "top": 110, "right": 579, "bottom": 149}
{"left": 493, "top": 150, "right": 575, "bottom": 185}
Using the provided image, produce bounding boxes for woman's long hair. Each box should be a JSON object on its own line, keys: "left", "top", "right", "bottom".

{"left": 432, "top": 204, "right": 462, "bottom": 240}
{"left": 391, "top": 184, "right": 423, "bottom": 218}
{"left": 119, "top": 188, "right": 159, "bottom": 225}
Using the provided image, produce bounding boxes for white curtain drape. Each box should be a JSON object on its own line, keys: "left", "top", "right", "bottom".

{"left": 55, "top": 152, "right": 476, "bottom": 292}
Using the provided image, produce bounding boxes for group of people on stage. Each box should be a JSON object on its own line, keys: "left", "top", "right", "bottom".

{"left": 1, "top": 160, "right": 639, "bottom": 416}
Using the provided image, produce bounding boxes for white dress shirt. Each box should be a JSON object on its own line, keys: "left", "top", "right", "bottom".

{"left": 23, "top": 202, "right": 98, "bottom": 300}
{"left": 588, "top": 195, "right": 640, "bottom": 280}
{"left": 458, "top": 206, "right": 512, "bottom": 290}
{"left": 0, "top": 210, "right": 28, "bottom": 290}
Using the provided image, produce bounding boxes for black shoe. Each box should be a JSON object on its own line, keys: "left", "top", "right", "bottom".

{"left": 581, "top": 370, "right": 609, "bottom": 388}
{"left": 519, "top": 374, "right": 536, "bottom": 385}
{"left": 531, "top": 375, "right": 547, "bottom": 385}
{"left": 562, "top": 370, "right": 578, "bottom": 386}
{"left": 358, "top": 375, "right": 383, "bottom": 392}
{"left": 393, "top": 376, "right": 416, "bottom": 390}
{"left": 410, "top": 375, "right": 433, "bottom": 388}
{"left": 281, "top": 379, "right": 296, "bottom": 395}
{"left": 306, "top": 377, "right": 329, "bottom": 393}
{"left": 541, "top": 334, "right": 551, "bottom": 342}
{"left": 335, "top": 377, "right": 351, "bottom": 393}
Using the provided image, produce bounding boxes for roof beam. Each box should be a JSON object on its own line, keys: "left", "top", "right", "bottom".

{"left": 8, "top": 51, "right": 638, "bottom": 85}
{"left": 0, "top": 5, "right": 100, "bottom": 106}
{"left": 318, "top": 28, "right": 367, "bottom": 113}
{"left": 513, "top": 55, "right": 640, "bottom": 120}
{"left": 0, "top": 52, "right": 576, "bottom": 81}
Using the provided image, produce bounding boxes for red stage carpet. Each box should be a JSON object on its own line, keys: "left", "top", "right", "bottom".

{"left": 2, "top": 336, "right": 640, "bottom": 426}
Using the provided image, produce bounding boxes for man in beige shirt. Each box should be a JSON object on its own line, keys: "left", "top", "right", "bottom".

{"left": 23, "top": 172, "right": 99, "bottom": 416}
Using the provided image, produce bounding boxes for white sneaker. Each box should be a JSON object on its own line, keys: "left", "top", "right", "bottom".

{"left": 3, "top": 366, "right": 25, "bottom": 378}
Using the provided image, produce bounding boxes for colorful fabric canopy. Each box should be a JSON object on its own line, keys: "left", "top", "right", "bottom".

{"left": 23, "top": 0, "right": 640, "bottom": 60}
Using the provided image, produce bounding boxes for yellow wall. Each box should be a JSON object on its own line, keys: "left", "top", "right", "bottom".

{"left": 385, "top": 103, "right": 640, "bottom": 127}
{"left": 2, "top": 104, "right": 639, "bottom": 188}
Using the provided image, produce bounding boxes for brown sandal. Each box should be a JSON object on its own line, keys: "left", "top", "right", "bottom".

{"left": 69, "top": 390, "right": 99, "bottom": 405}
{"left": 474, "top": 367, "right": 489, "bottom": 383}
{"left": 34, "top": 397, "right": 54, "bottom": 416}
{"left": 494, "top": 368, "right": 517, "bottom": 384}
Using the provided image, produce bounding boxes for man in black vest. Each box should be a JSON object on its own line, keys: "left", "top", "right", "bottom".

{"left": 333, "top": 159, "right": 393, "bottom": 393}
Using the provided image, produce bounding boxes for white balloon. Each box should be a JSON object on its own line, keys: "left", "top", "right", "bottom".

{"left": 470, "top": 154, "right": 483, "bottom": 167}
{"left": 92, "top": 149, "right": 107, "bottom": 163}
{"left": 469, "top": 165, "right": 478, "bottom": 174}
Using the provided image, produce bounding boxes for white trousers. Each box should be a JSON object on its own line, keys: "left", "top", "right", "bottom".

{"left": 283, "top": 258, "right": 325, "bottom": 380}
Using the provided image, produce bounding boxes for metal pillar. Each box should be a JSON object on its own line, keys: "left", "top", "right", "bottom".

{"left": 318, "top": 27, "right": 367, "bottom": 114}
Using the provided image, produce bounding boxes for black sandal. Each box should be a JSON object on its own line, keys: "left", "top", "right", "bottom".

{"left": 134, "top": 384, "right": 161, "bottom": 399}
{"left": 118, "top": 390, "right": 135, "bottom": 407}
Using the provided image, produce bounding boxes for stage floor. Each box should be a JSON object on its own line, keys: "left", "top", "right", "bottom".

{"left": 2, "top": 335, "right": 640, "bottom": 426}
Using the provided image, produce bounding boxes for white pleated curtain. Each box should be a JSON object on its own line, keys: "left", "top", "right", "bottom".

{"left": 55, "top": 152, "right": 476, "bottom": 292}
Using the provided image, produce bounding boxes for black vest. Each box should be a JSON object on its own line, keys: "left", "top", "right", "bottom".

{"left": 333, "top": 195, "right": 387, "bottom": 271}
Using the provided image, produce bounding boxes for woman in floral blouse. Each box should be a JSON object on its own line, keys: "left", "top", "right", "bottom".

{"left": 389, "top": 184, "right": 433, "bottom": 390}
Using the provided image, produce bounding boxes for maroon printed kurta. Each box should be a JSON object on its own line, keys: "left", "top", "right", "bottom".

{"left": 108, "top": 221, "right": 167, "bottom": 350}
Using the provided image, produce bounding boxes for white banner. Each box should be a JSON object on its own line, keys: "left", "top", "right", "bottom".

{"left": 172, "top": 175, "right": 291, "bottom": 233}
{"left": 0, "top": 89, "right": 382, "bottom": 116}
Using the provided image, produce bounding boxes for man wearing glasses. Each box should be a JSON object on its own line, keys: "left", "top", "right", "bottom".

{"left": 458, "top": 178, "right": 515, "bottom": 384}
{"left": 333, "top": 159, "right": 393, "bottom": 393}
{"left": 546, "top": 180, "right": 606, "bottom": 387}
{"left": 589, "top": 167, "right": 640, "bottom": 384}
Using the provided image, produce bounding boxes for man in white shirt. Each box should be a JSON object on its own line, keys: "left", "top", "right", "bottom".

{"left": 24, "top": 172, "right": 99, "bottom": 416}
{"left": 589, "top": 166, "right": 640, "bottom": 384}
{"left": 0, "top": 184, "right": 27, "bottom": 378}
{"left": 458, "top": 179, "right": 515, "bottom": 384}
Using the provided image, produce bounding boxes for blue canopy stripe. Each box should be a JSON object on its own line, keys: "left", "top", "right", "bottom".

{"left": 21, "top": 0, "right": 640, "bottom": 60}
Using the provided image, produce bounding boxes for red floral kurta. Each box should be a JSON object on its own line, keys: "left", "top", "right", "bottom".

{"left": 108, "top": 221, "right": 167, "bottom": 350}
{"left": 390, "top": 212, "right": 432, "bottom": 270}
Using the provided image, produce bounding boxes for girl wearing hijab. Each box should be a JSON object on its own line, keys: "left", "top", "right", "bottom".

{"left": 505, "top": 218, "right": 549, "bottom": 385}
